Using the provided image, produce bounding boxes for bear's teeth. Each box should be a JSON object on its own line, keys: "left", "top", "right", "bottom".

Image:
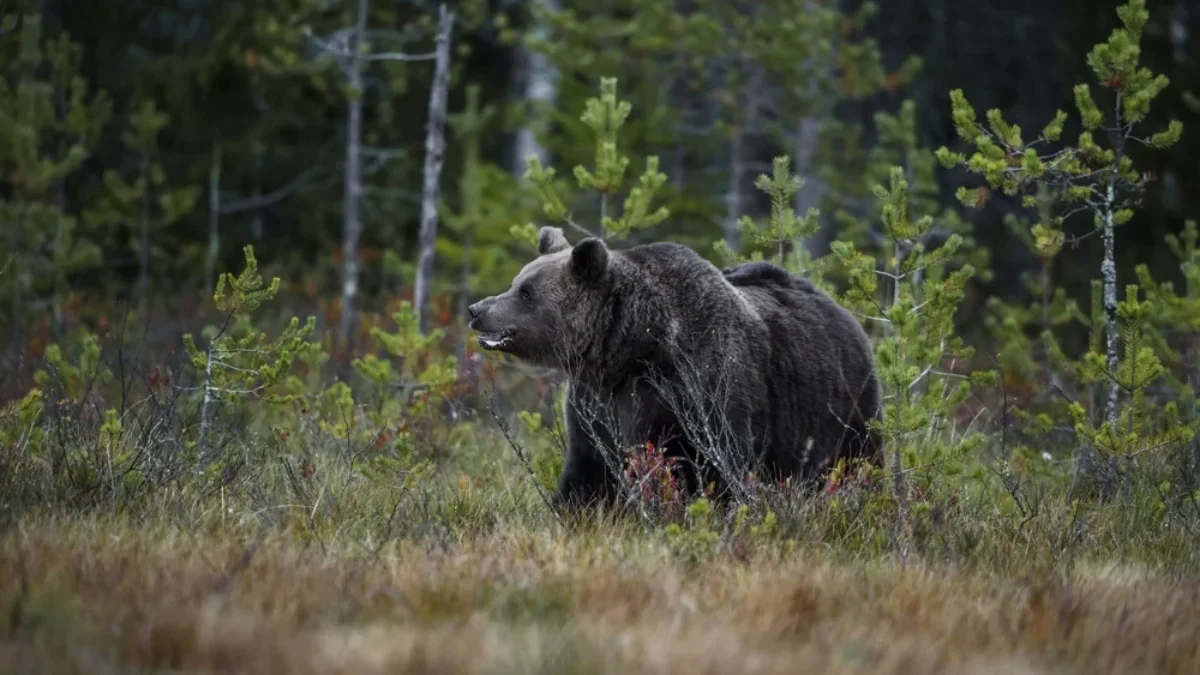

{"left": 480, "top": 334, "right": 511, "bottom": 349}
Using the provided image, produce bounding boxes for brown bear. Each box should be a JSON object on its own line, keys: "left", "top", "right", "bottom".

{"left": 467, "top": 226, "right": 882, "bottom": 511}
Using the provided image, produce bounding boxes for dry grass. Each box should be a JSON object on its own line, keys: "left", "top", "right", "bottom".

{"left": 2, "top": 513, "right": 1198, "bottom": 675}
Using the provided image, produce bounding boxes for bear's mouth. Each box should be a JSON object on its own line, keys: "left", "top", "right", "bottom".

{"left": 476, "top": 328, "right": 515, "bottom": 351}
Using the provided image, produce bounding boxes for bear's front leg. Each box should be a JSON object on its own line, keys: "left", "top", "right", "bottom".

{"left": 555, "top": 384, "right": 621, "bottom": 513}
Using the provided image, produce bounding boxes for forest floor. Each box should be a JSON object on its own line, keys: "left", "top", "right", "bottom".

{"left": 2, "top": 504, "right": 1198, "bottom": 675}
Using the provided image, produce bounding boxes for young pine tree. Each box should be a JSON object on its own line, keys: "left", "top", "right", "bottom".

{"left": 1134, "top": 221, "right": 1200, "bottom": 491}
{"left": 86, "top": 100, "right": 201, "bottom": 320}
{"left": 524, "top": 0, "right": 918, "bottom": 255}
{"left": 937, "top": 0, "right": 1183, "bottom": 438}
{"left": 183, "top": 246, "right": 317, "bottom": 472}
{"left": 0, "top": 13, "right": 112, "bottom": 336}
{"left": 514, "top": 77, "right": 671, "bottom": 246}
{"left": 710, "top": 155, "right": 823, "bottom": 284}
{"left": 830, "top": 166, "right": 995, "bottom": 554}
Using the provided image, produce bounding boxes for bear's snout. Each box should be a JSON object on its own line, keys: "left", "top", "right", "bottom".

{"left": 467, "top": 297, "right": 496, "bottom": 329}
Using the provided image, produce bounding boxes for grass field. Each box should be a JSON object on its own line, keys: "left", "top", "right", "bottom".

{"left": 3, "top": 471, "right": 1199, "bottom": 675}
{"left": 2, "top": 289, "right": 1198, "bottom": 675}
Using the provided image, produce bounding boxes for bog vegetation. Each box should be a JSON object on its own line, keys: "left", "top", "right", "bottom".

{"left": 2, "top": 1, "right": 1199, "bottom": 673}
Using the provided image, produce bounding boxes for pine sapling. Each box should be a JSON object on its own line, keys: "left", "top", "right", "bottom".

{"left": 515, "top": 77, "right": 670, "bottom": 245}
{"left": 1134, "top": 221, "right": 1200, "bottom": 487}
{"left": 86, "top": 100, "right": 200, "bottom": 322}
{"left": 830, "top": 166, "right": 995, "bottom": 556}
{"left": 0, "top": 13, "right": 111, "bottom": 334}
{"left": 1068, "top": 285, "right": 1196, "bottom": 492}
{"left": 937, "top": 0, "right": 1183, "bottom": 441}
{"left": 713, "top": 155, "right": 820, "bottom": 272}
{"left": 183, "top": 246, "right": 316, "bottom": 472}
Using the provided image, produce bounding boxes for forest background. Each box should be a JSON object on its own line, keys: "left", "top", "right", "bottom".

{"left": 3, "top": 1, "right": 1200, "bottom": 673}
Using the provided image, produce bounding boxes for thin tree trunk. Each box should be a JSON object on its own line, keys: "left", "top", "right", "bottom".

{"left": 1189, "top": 272, "right": 1200, "bottom": 487}
{"left": 794, "top": 115, "right": 827, "bottom": 253}
{"left": 1094, "top": 175, "right": 1121, "bottom": 497}
{"left": 206, "top": 141, "right": 222, "bottom": 294}
{"left": 890, "top": 239, "right": 911, "bottom": 559}
{"left": 138, "top": 155, "right": 151, "bottom": 321}
{"left": 457, "top": 230, "right": 473, "bottom": 370}
{"left": 1101, "top": 181, "right": 1119, "bottom": 428}
{"left": 723, "top": 123, "right": 744, "bottom": 252}
{"left": 414, "top": 3, "right": 455, "bottom": 335}
{"left": 1094, "top": 93, "right": 1127, "bottom": 496}
{"left": 1170, "top": 0, "right": 1189, "bottom": 64}
{"left": 52, "top": 215, "right": 65, "bottom": 335}
{"left": 1101, "top": 94, "right": 1125, "bottom": 430}
{"left": 512, "top": 0, "right": 558, "bottom": 173}
{"left": 197, "top": 342, "right": 216, "bottom": 471}
{"left": 338, "top": 0, "right": 369, "bottom": 348}
{"left": 252, "top": 140, "right": 264, "bottom": 241}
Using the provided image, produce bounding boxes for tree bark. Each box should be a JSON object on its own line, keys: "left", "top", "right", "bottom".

{"left": 798, "top": 18, "right": 838, "bottom": 262}
{"left": 252, "top": 140, "right": 264, "bottom": 241}
{"left": 414, "top": 4, "right": 455, "bottom": 335}
{"left": 138, "top": 154, "right": 151, "bottom": 321}
{"left": 338, "top": 0, "right": 369, "bottom": 349}
{"left": 723, "top": 123, "right": 744, "bottom": 252}
{"left": 795, "top": 115, "right": 829, "bottom": 256}
{"left": 1101, "top": 181, "right": 1119, "bottom": 430}
{"left": 205, "top": 141, "right": 221, "bottom": 294}
{"left": 457, "top": 230, "right": 473, "bottom": 371}
{"left": 511, "top": 0, "right": 558, "bottom": 173}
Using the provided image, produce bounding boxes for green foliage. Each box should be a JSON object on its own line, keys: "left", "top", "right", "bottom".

{"left": 830, "top": 166, "right": 996, "bottom": 521}
{"left": 938, "top": 0, "right": 1180, "bottom": 253}
{"left": 1068, "top": 285, "right": 1197, "bottom": 473}
{"left": 516, "top": 392, "right": 567, "bottom": 495}
{"left": 353, "top": 301, "right": 458, "bottom": 413}
{"left": 1136, "top": 221, "right": 1200, "bottom": 401}
{"left": 520, "top": 77, "right": 671, "bottom": 242}
{"left": 664, "top": 496, "right": 719, "bottom": 565}
{"left": 183, "top": 246, "right": 318, "bottom": 469}
{"left": 573, "top": 77, "right": 632, "bottom": 196}
{"left": 85, "top": 99, "right": 201, "bottom": 311}
{"left": 0, "top": 388, "right": 46, "bottom": 471}
{"left": 524, "top": 0, "right": 920, "bottom": 256}
{"left": 440, "top": 83, "right": 536, "bottom": 295}
{"left": 32, "top": 330, "right": 110, "bottom": 402}
{"left": 0, "top": 13, "right": 111, "bottom": 327}
{"left": 714, "top": 156, "right": 820, "bottom": 271}
{"left": 938, "top": 0, "right": 1186, "bottom": 494}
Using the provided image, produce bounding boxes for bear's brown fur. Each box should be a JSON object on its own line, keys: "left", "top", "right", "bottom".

{"left": 468, "top": 227, "right": 882, "bottom": 510}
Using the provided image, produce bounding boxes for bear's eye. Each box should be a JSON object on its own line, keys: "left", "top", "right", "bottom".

{"left": 519, "top": 287, "right": 533, "bottom": 303}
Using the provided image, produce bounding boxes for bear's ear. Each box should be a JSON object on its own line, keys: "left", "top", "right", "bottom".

{"left": 569, "top": 237, "right": 608, "bottom": 283}
{"left": 537, "top": 226, "right": 569, "bottom": 255}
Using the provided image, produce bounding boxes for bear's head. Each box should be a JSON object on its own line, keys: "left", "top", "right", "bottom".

{"left": 467, "top": 226, "right": 610, "bottom": 368}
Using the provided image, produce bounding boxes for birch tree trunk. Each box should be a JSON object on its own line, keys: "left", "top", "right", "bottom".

{"left": 338, "top": 0, "right": 369, "bottom": 348}
{"left": 723, "top": 123, "right": 744, "bottom": 252}
{"left": 798, "top": 26, "right": 838, "bottom": 261}
{"left": 413, "top": 4, "right": 455, "bottom": 335}
{"left": 795, "top": 115, "right": 829, "bottom": 257}
{"left": 1101, "top": 179, "right": 1119, "bottom": 431}
{"left": 1170, "top": 0, "right": 1189, "bottom": 64}
{"left": 511, "top": 0, "right": 558, "bottom": 172}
